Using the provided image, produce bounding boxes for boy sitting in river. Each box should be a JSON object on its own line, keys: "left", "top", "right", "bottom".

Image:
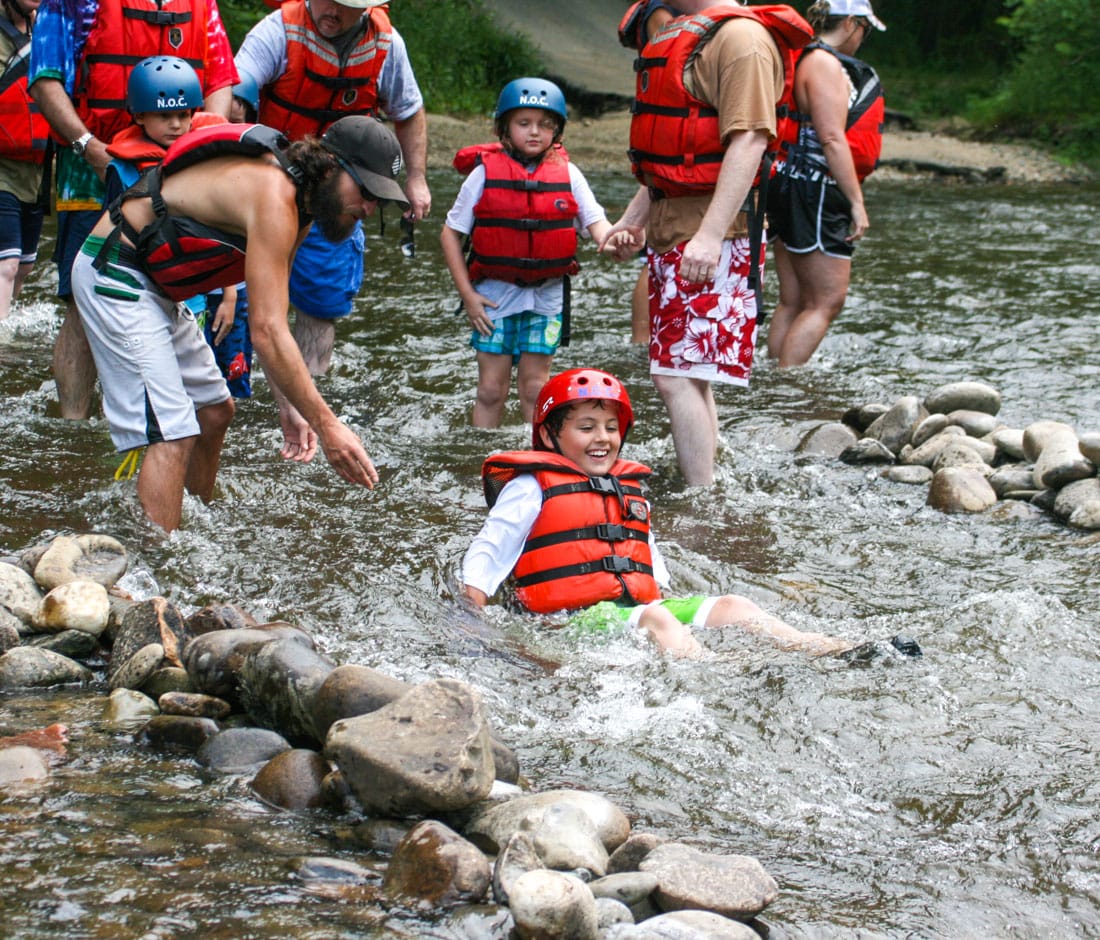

{"left": 462, "top": 368, "right": 905, "bottom": 657}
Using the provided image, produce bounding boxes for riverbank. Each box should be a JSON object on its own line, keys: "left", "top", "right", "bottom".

{"left": 427, "top": 110, "right": 1091, "bottom": 184}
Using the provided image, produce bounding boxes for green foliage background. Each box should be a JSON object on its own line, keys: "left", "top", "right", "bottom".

{"left": 215, "top": 0, "right": 1097, "bottom": 163}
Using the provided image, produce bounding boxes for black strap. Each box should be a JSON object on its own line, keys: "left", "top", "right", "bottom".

{"left": 514, "top": 554, "right": 654, "bottom": 588}
{"left": 474, "top": 217, "right": 575, "bottom": 233}
{"left": 524, "top": 522, "right": 647, "bottom": 553}
{"left": 121, "top": 7, "right": 191, "bottom": 24}
{"left": 560, "top": 274, "right": 571, "bottom": 347}
{"left": 747, "top": 155, "right": 770, "bottom": 326}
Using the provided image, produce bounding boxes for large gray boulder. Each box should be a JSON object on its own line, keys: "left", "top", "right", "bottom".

{"left": 325, "top": 678, "right": 495, "bottom": 816}
{"left": 181, "top": 624, "right": 314, "bottom": 703}
{"left": 238, "top": 637, "right": 336, "bottom": 744}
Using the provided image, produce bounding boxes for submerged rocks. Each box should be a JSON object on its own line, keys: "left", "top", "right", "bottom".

{"left": 640, "top": 843, "right": 778, "bottom": 920}
{"left": 0, "top": 645, "right": 93, "bottom": 688}
{"left": 33, "top": 534, "right": 127, "bottom": 590}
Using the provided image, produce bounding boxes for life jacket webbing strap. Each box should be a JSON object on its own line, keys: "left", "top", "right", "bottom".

{"left": 514, "top": 555, "right": 654, "bottom": 588}
{"left": 523, "top": 522, "right": 648, "bottom": 553}
{"left": 468, "top": 253, "right": 575, "bottom": 274}
{"left": 121, "top": 7, "right": 192, "bottom": 24}
{"left": 482, "top": 179, "right": 573, "bottom": 194}
{"left": 474, "top": 217, "right": 575, "bottom": 233}
{"left": 302, "top": 66, "right": 376, "bottom": 91}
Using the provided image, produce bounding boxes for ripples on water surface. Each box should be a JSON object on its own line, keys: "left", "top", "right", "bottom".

{"left": 1, "top": 176, "right": 1099, "bottom": 937}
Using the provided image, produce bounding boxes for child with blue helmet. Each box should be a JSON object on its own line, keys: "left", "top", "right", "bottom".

{"left": 441, "top": 78, "right": 633, "bottom": 428}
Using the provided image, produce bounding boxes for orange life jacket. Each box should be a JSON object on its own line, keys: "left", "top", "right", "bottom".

{"left": 629, "top": 4, "right": 812, "bottom": 198}
{"left": 105, "top": 111, "right": 226, "bottom": 172}
{"left": 258, "top": 0, "right": 391, "bottom": 140}
{"left": 455, "top": 142, "right": 580, "bottom": 286}
{"left": 0, "top": 14, "right": 50, "bottom": 163}
{"left": 774, "top": 41, "right": 884, "bottom": 182}
{"left": 75, "top": 0, "right": 212, "bottom": 145}
{"left": 481, "top": 451, "right": 661, "bottom": 614}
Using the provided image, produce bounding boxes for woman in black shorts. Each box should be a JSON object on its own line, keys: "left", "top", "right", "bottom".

{"left": 766, "top": 0, "right": 886, "bottom": 367}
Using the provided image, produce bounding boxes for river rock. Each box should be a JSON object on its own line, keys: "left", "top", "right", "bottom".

{"left": 526, "top": 801, "right": 609, "bottom": 878}
{"left": 596, "top": 897, "right": 634, "bottom": 929}
{"left": 589, "top": 871, "right": 659, "bottom": 908}
{"left": 990, "top": 426, "right": 1027, "bottom": 460}
{"left": 1052, "top": 477, "right": 1100, "bottom": 522}
{"left": 0, "top": 562, "right": 43, "bottom": 624}
{"left": 104, "top": 688, "right": 160, "bottom": 728}
{"left": 27, "top": 628, "right": 99, "bottom": 659}
{"left": 108, "top": 597, "right": 189, "bottom": 689}
{"left": 33, "top": 580, "right": 110, "bottom": 636}
{"left": 0, "top": 646, "right": 93, "bottom": 689}
{"left": 608, "top": 832, "right": 665, "bottom": 874}
{"left": 946, "top": 409, "right": 999, "bottom": 437}
{"left": 251, "top": 748, "right": 330, "bottom": 810}
{"left": 931, "top": 440, "right": 993, "bottom": 473}
{"left": 1022, "top": 420, "right": 1075, "bottom": 462}
{"left": 108, "top": 642, "right": 165, "bottom": 691}
{"left": 911, "top": 413, "right": 949, "bottom": 448}
{"left": 881, "top": 465, "right": 933, "bottom": 485}
{"left": 1078, "top": 432, "right": 1100, "bottom": 465}
{"left": 349, "top": 818, "right": 413, "bottom": 855}
{"left": 158, "top": 691, "right": 231, "bottom": 720}
{"left": 1068, "top": 501, "right": 1100, "bottom": 530}
{"left": 186, "top": 603, "right": 257, "bottom": 636}
{"left": 901, "top": 425, "right": 967, "bottom": 466}
{"left": 842, "top": 402, "right": 888, "bottom": 432}
{"left": 296, "top": 856, "right": 374, "bottom": 885}
{"left": 141, "top": 667, "right": 194, "bottom": 698}
{"left": 238, "top": 637, "right": 336, "bottom": 744}
{"left": 138, "top": 715, "right": 219, "bottom": 751}
{"left": 988, "top": 466, "right": 1039, "bottom": 498}
{"left": 1031, "top": 424, "right": 1094, "bottom": 490}
{"left": 182, "top": 624, "right": 315, "bottom": 703}
{"left": 492, "top": 830, "right": 543, "bottom": 905}
{"left": 924, "top": 381, "right": 1001, "bottom": 416}
{"left": 838, "top": 438, "right": 895, "bottom": 464}
{"left": 197, "top": 727, "right": 291, "bottom": 774}
{"left": 0, "top": 745, "right": 50, "bottom": 785}
{"left": 325, "top": 678, "right": 495, "bottom": 816}
{"left": 640, "top": 843, "right": 777, "bottom": 920}
{"left": 383, "top": 819, "right": 491, "bottom": 907}
{"left": 796, "top": 422, "right": 858, "bottom": 458}
{"left": 33, "top": 534, "right": 127, "bottom": 590}
{"left": 465, "top": 789, "right": 631, "bottom": 855}
{"left": 927, "top": 467, "right": 998, "bottom": 513}
{"left": 312, "top": 663, "right": 412, "bottom": 739}
{"left": 866, "top": 395, "right": 926, "bottom": 455}
{"left": 608, "top": 909, "right": 760, "bottom": 939}
{"left": 508, "top": 870, "right": 599, "bottom": 940}
{"left": 0, "top": 613, "right": 19, "bottom": 653}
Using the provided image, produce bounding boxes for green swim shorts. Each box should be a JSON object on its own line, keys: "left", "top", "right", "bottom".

{"left": 567, "top": 596, "right": 709, "bottom": 636}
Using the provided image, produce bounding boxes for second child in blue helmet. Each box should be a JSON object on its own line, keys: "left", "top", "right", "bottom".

{"left": 441, "top": 78, "right": 633, "bottom": 428}
{"left": 103, "top": 56, "right": 231, "bottom": 333}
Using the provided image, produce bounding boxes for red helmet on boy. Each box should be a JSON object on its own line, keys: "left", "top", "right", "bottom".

{"left": 532, "top": 369, "right": 634, "bottom": 450}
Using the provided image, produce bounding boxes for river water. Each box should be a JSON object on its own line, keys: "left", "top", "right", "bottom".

{"left": 1, "top": 173, "right": 1099, "bottom": 938}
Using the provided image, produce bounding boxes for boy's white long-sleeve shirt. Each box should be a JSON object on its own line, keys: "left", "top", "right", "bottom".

{"left": 462, "top": 475, "right": 670, "bottom": 601}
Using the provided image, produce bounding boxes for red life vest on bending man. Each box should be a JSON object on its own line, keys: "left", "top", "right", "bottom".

{"left": 773, "top": 41, "right": 884, "bottom": 182}
{"left": 0, "top": 15, "right": 50, "bottom": 163}
{"left": 75, "top": 0, "right": 213, "bottom": 145}
{"left": 481, "top": 451, "right": 661, "bottom": 614}
{"left": 629, "top": 4, "right": 813, "bottom": 198}
{"left": 96, "top": 123, "right": 308, "bottom": 301}
{"left": 455, "top": 142, "right": 579, "bottom": 286}
{"left": 258, "top": 0, "right": 391, "bottom": 140}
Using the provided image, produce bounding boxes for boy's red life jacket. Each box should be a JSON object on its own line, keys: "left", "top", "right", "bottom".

{"left": 258, "top": 0, "right": 391, "bottom": 140}
{"left": 773, "top": 41, "right": 884, "bottom": 182}
{"left": 481, "top": 451, "right": 661, "bottom": 614}
{"left": 629, "top": 4, "right": 813, "bottom": 198}
{"left": 105, "top": 111, "right": 227, "bottom": 171}
{"left": 74, "top": 0, "right": 213, "bottom": 145}
{"left": 454, "top": 142, "right": 580, "bottom": 286}
{"left": 0, "top": 15, "right": 50, "bottom": 164}
{"left": 95, "top": 123, "right": 308, "bottom": 301}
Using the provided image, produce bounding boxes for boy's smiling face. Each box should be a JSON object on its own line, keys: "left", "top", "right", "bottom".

{"left": 540, "top": 400, "right": 622, "bottom": 476}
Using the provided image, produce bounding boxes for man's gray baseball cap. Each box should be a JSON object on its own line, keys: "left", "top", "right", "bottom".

{"left": 321, "top": 116, "right": 410, "bottom": 210}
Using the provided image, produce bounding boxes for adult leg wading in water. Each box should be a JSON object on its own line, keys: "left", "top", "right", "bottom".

{"left": 767, "top": 236, "right": 851, "bottom": 367}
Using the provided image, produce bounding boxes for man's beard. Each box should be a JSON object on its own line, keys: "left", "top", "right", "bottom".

{"left": 312, "top": 173, "right": 357, "bottom": 243}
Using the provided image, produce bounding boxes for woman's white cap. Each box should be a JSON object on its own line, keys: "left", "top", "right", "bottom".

{"left": 827, "top": 0, "right": 886, "bottom": 31}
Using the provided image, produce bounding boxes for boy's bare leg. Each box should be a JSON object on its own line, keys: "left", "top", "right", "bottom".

{"left": 473, "top": 351, "right": 512, "bottom": 428}
{"left": 705, "top": 595, "right": 851, "bottom": 656}
{"left": 516, "top": 352, "right": 553, "bottom": 424}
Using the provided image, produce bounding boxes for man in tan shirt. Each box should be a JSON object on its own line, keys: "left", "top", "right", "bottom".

{"left": 603, "top": 0, "right": 789, "bottom": 486}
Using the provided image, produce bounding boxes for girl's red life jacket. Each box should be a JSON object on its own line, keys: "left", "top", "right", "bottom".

{"left": 481, "top": 451, "right": 661, "bottom": 614}
{"left": 773, "top": 41, "right": 884, "bottom": 182}
{"left": 0, "top": 15, "right": 50, "bottom": 164}
{"left": 95, "top": 123, "right": 307, "bottom": 301}
{"left": 454, "top": 142, "right": 580, "bottom": 286}
{"left": 629, "top": 4, "right": 813, "bottom": 198}
{"left": 258, "top": 0, "right": 391, "bottom": 140}
{"left": 74, "top": 0, "right": 212, "bottom": 145}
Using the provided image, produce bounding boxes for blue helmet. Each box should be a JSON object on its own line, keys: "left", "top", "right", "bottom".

{"left": 493, "top": 77, "right": 567, "bottom": 138}
{"left": 127, "top": 56, "right": 203, "bottom": 113}
{"left": 232, "top": 72, "right": 260, "bottom": 112}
